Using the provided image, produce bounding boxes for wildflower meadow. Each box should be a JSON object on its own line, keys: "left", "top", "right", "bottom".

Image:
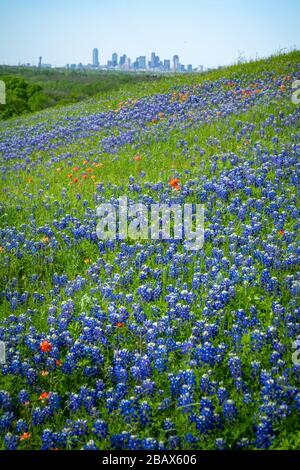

{"left": 0, "top": 52, "right": 299, "bottom": 451}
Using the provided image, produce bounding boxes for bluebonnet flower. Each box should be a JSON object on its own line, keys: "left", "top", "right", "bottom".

{"left": 217, "top": 386, "right": 229, "bottom": 404}
{"left": 110, "top": 431, "right": 131, "bottom": 450}
{"left": 93, "top": 419, "right": 108, "bottom": 439}
{"left": 4, "top": 433, "right": 18, "bottom": 450}
{"left": 236, "top": 438, "right": 251, "bottom": 449}
{"left": 255, "top": 417, "right": 274, "bottom": 449}
{"left": 139, "top": 401, "right": 152, "bottom": 427}
{"left": 120, "top": 398, "right": 137, "bottom": 423}
{"left": 163, "top": 418, "right": 175, "bottom": 431}
{"left": 142, "top": 437, "right": 164, "bottom": 450}
{"left": 18, "top": 390, "right": 30, "bottom": 405}
{"left": 41, "top": 428, "right": 55, "bottom": 450}
{"left": 49, "top": 392, "right": 61, "bottom": 411}
{"left": 215, "top": 438, "right": 227, "bottom": 450}
{"left": 223, "top": 400, "right": 237, "bottom": 421}
{"left": 0, "top": 411, "right": 14, "bottom": 431}
{"left": 0, "top": 390, "right": 12, "bottom": 410}
{"left": 83, "top": 440, "right": 98, "bottom": 450}
{"left": 15, "top": 419, "right": 28, "bottom": 434}
{"left": 228, "top": 354, "right": 242, "bottom": 378}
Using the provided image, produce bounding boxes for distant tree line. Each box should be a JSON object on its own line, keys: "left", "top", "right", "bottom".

{"left": 0, "top": 68, "right": 155, "bottom": 120}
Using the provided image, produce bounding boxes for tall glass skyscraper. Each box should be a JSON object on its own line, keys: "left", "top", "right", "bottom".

{"left": 112, "top": 52, "right": 118, "bottom": 66}
{"left": 92, "top": 48, "right": 99, "bottom": 67}
{"left": 173, "top": 55, "right": 179, "bottom": 72}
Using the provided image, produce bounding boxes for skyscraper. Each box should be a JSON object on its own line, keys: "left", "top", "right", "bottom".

{"left": 163, "top": 59, "right": 171, "bottom": 71}
{"left": 137, "top": 56, "right": 146, "bottom": 69}
{"left": 173, "top": 55, "right": 179, "bottom": 72}
{"left": 150, "top": 52, "right": 156, "bottom": 68}
{"left": 92, "top": 48, "right": 99, "bottom": 67}
{"left": 112, "top": 52, "right": 118, "bottom": 67}
{"left": 119, "top": 54, "right": 127, "bottom": 66}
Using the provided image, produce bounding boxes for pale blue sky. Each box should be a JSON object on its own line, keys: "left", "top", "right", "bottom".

{"left": 0, "top": 0, "right": 299, "bottom": 68}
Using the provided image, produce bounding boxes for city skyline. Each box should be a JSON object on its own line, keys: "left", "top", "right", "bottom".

{"left": 75, "top": 49, "right": 200, "bottom": 72}
{"left": 25, "top": 49, "right": 203, "bottom": 73}
{"left": 0, "top": 0, "right": 299, "bottom": 68}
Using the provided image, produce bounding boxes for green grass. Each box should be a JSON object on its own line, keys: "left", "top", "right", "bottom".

{"left": 0, "top": 50, "right": 299, "bottom": 450}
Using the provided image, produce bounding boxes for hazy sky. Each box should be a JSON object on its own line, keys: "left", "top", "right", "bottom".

{"left": 0, "top": 0, "right": 299, "bottom": 68}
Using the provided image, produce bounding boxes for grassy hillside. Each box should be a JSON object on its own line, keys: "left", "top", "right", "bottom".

{"left": 0, "top": 51, "right": 299, "bottom": 450}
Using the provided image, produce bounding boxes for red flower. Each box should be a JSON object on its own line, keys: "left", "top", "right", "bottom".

{"left": 116, "top": 322, "right": 125, "bottom": 328}
{"left": 278, "top": 229, "right": 285, "bottom": 236}
{"left": 38, "top": 392, "right": 50, "bottom": 401}
{"left": 40, "top": 340, "right": 52, "bottom": 353}
{"left": 20, "top": 432, "right": 31, "bottom": 441}
{"left": 168, "top": 178, "right": 180, "bottom": 191}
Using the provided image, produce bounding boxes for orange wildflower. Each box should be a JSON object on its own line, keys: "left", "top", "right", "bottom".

{"left": 134, "top": 154, "right": 142, "bottom": 161}
{"left": 20, "top": 432, "right": 31, "bottom": 441}
{"left": 116, "top": 322, "right": 125, "bottom": 328}
{"left": 73, "top": 177, "right": 79, "bottom": 183}
{"left": 168, "top": 178, "right": 180, "bottom": 191}
{"left": 278, "top": 229, "right": 285, "bottom": 236}
{"left": 38, "top": 392, "right": 50, "bottom": 401}
{"left": 40, "top": 340, "right": 52, "bottom": 353}
{"left": 179, "top": 92, "right": 189, "bottom": 102}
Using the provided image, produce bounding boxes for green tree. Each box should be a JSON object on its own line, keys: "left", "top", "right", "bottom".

{"left": 28, "top": 91, "right": 52, "bottom": 112}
